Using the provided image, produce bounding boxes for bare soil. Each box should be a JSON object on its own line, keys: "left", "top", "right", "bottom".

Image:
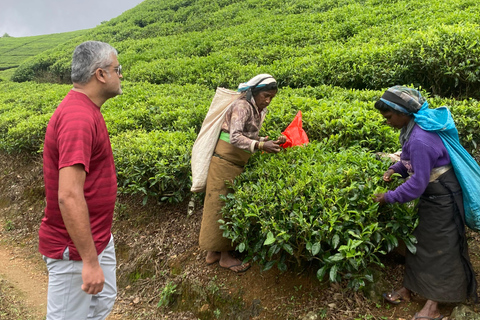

{"left": 0, "top": 235, "right": 46, "bottom": 320}
{"left": 1, "top": 152, "right": 479, "bottom": 320}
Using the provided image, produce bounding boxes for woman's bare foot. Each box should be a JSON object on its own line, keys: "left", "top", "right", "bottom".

{"left": 218, "top": 251, "right": 250, "bottom": 273}
{"left": 205, "top": 251, "right": 221, "bottom": 265}
{"left": 410, "top": 300, "right": 443, "bottom": 320}
{"left": 383, "top": 287, "right": 411, "bottom": 304}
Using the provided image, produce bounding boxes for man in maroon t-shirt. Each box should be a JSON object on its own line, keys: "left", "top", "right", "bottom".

{"left": 39, "top": 41, "right": 122, "bottom": 320}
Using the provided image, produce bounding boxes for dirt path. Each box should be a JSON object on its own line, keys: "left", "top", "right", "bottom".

{"left": 0, "top": 231, "right": 122, "bottom": 320}
{"left": 0, "top": 237, "right": 48, "bottom": 319}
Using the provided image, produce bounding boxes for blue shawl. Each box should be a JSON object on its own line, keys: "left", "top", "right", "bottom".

{"left": 414, "top": 103, "right": 480, "bottom": 231}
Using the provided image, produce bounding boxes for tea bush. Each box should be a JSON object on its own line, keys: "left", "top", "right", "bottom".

{"left": 392, "top": 23, "right": 480, "bottom": 98}
{"left": 265, "top": 94, "right": 400, "bottom": 152}
{"left": 102, "top": 82, "right": 212, "bottom": 135}
{"left": 220, "top": 142, "right": 417, "bottom": 289}
{"left": 431, "top": 96, "right": 480, "bottom": 152}
{"left": 111, "top": 129, "right": 197, "bottom": 204}
{"left": 0, "top": 82, "right": 70, "bottom": 153}
{"left": 1, "top": 80, "right": 479, "bottom": 201}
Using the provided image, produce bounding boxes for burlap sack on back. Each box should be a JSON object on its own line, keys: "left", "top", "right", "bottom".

{"left": 191, "top": 88, "right": 241, "bottom": 193}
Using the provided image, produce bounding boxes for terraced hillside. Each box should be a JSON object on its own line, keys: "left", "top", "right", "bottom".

{"left": 10, "top": 0, "right": 480, "bottom": 99}
{"left": 0, "top": 30, "right": 86, "bottom": 80}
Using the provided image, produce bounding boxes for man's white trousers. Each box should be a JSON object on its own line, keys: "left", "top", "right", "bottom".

{"left": 43, "top": 235, "right": 116, "bottom": 320}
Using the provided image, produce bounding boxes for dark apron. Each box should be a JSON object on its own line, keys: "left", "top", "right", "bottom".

{"left": 403, "top": 168, "right": 477, "bottom": 303}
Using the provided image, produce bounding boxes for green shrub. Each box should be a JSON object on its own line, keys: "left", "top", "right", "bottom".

{"left": 431, "top": 96, "right": 480, "bottom": 152}
{"left": 0, "top": 81, "right": 70, "bottom": 153}
{"left": 221, "top": 142, "right": 417, "bottom": 289}
{"left": 263, "top": 89, "right": 400, "bottom": 152}
{"left": 393, "top": 23, "right": 480, "bottom": 98}
{"left": 111, "top": 129, "right": 196, "bottom": 203}
{"left": 103, "top": 82, "right": 212, "bottom": 135}
{"left": 2, "top": 113, "right": 52, "bottom": 153}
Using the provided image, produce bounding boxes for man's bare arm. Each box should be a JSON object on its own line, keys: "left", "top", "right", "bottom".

{"left": 58, "top": 164, "right": 104, "bottom": 294}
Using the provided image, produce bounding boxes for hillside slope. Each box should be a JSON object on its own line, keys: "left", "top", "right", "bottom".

{"left": 10, "top": 0, "right": 480, "bottom": 98}
{"left": 0, "top": 30, "right": 86, "bottom": 81}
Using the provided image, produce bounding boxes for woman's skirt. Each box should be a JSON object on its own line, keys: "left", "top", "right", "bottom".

{"left": 403, "top": 168, "right": 477, "bottom": 302}
{"left": 199, "top": 139, "right": 251, "bottom": 252}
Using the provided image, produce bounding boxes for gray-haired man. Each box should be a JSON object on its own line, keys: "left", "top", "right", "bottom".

{"left": 39, "top": 41, "right": 122, "bottom": 319}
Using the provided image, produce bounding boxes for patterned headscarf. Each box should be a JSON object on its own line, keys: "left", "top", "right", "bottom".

{"left": 380, "top": 85, "right": 427, "bottom": 115}
{"left": 238, "top": 74, "right": 277, "bottom": 101}
{"left": 238, "top": 74, "right": 277, "bottom": 92}
{"left": 380, "top": 86, "right": 429, "bottom": 145}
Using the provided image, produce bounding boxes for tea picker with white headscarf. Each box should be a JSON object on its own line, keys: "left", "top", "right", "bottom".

{"left": 198, "top": 74, "right": 286, "bottom": 273}
{"left": 373, "top": 86, "right": 477, "bottom": 320}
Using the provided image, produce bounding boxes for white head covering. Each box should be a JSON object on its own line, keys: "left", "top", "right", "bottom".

{"left": 237, "top": 74, "right": 277, "bottom": 92}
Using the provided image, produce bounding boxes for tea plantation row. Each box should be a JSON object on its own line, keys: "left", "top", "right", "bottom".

{"left": 1, "top": 80, "right": 479, "bottom": 200}
{"left": 0, "top": 30, "right": 86, "bottom": 70}
{"left": 2, "top": 79, "right": 480, "bottom": 286}
{"left": 11, "top": 0, "right": 480, "bottom": 98}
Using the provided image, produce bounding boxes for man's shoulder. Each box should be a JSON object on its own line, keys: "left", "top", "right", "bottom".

{"left": 54, "top": 92, "right": 98, "bottom": 122}
{"left": 58, "top": 91, "right": 94, "bottom": 109}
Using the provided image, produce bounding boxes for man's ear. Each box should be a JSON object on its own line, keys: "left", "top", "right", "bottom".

{"left": 94, "top": 68, "right": 107, "bottom": 84}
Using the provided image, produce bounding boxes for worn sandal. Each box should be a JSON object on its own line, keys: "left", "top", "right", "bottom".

{"left": 382, "top": 292, "right": 404, "bottom": 305}
{"left": 413, "top": 312, "right": 444, "bottom": 320}
{"left": 220, "top": 262, "right": 251, "bottom": 273}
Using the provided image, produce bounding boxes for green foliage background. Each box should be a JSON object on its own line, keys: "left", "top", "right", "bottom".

{"left": 0, "top": 30, "right": 86, "bottom": 81}
{"left": 9, "top": 0, "right": 480, "bottom": 98}
{"left": 1, "top": 0, "right": 480, "bottom": 288}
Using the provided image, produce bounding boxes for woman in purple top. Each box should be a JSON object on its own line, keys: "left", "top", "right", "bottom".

{"left": 373, "top": 86, "right": 476, "bottom": 320}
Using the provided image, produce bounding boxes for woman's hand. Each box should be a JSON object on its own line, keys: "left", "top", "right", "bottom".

{"left": 262, "top": 140, "right": 282, "bottom": 153}
{"left": 274, "top": 135, "right": 287, "bottom": 145}
{"left": 382, "top": 169, "right": 395, "bottom": 182}
{"left": 373, "top": 193, "right": 386, "bottom": 205}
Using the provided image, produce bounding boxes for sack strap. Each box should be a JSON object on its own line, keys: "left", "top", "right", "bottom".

{"left": 429, "top": 164, "right": 452, "bottom": 182}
